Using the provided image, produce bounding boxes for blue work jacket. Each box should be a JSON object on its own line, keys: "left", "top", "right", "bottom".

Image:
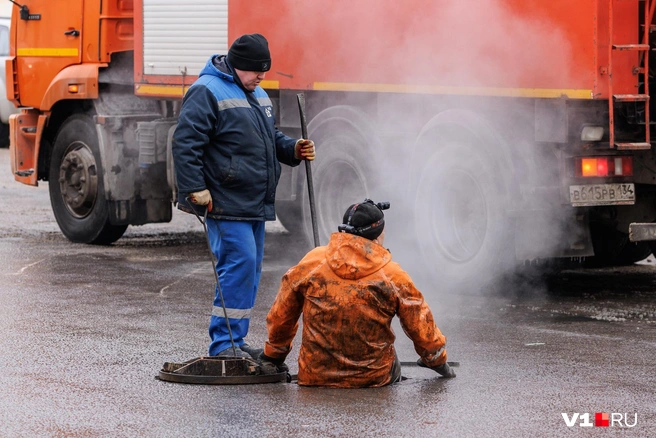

{"left": 172, "top": 55, "right": 300, "bottom": 220}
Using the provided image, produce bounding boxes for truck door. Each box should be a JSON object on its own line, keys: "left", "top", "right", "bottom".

{"left": 13, "top": 0, "right": 84, "bottom": 108}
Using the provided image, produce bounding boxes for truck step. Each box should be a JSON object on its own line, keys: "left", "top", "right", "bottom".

{"left": 613, "top": 94, "right": 650, "bottom": 102}
{"left": 615, "top": 142, "right": 651, "bottom": 150}
{"left": 612, "top": 44, "right": 650, "bottom": 51}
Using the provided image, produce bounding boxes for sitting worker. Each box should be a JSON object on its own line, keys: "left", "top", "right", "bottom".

{"left": 258, "top": 199, "right": 455, "bottom": 387}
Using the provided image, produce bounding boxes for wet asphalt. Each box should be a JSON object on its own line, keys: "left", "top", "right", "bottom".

{"left": 0, "top": 148, "right": 655, "bottom": 437}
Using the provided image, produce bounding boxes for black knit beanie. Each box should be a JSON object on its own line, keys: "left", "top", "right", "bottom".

{"left": 340, "top": 201, "right": 385, "bottom": 240}
{"left": 227, "top": 33, "right": 271, "bottom": 72}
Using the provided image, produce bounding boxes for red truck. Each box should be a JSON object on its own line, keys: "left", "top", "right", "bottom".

{"left": 7, "top": 0, "right": 656, "bottom": 287}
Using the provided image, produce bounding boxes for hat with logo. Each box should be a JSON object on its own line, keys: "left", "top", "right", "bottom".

{"left": 227, "top": 33, "right": 271, "bottom": 72}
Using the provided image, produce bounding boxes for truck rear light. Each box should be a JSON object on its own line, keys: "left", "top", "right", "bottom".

{"left": 621, "top": 157, "right": 633, "bottom": 176}
{"left": 576, "top": 156, "right": 633, "bottom": 177}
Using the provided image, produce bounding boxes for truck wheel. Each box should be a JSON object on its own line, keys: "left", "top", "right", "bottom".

{"left": 299, "top": 123, "right": 374, "bottom": 247}
{"left": 587, "top": 222, "right": 652, "bottom": 266}
{"left": 0, "top": 123, "right": 8, "bottom": 148}
{"left": 619, "top": 241, "right": 652, "bottom": 264}
{"left": 48, "top": 114, "right": 127, "bottom": 244}
{"left": 275, "top": 199, "right": 302, "bottom": 233}
{"left": 411, "top": 118, "right": 515, "bottom": 292}
{"left": 648, "top": 241, "right": 656, "bottom": 262}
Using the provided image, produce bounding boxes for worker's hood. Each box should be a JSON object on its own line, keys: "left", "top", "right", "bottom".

{"left": 199, "top": 55, "right": 234, "bottom": 83}
{"left": 200, "top": 54, "right": 252, "bottom": 92}
{"left": 325, "top": 232, "right": 392, "bottom": 280}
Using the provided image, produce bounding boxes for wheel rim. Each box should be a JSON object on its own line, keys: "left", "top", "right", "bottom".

{"left": 420, "top": 165, "right": 488, "bottom": 264}
{"left": 57, "top": 142, "right": 99, "bottom": 219}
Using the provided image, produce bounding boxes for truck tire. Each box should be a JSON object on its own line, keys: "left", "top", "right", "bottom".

{"left": 48, "top": 114, "right": 127, "bottom": 244}
{"left": 410, "top": 113, "right": 515, "bottom": 292}
{"left": 587, "top": 222, "right": 652, "bottom": 267}
{"left": 648, "top": 241, "right": 656, "bottom": 262}
{"left": 0, "top": 122, "right": 8, "bottom": 148}
{"left": 275, "top": 199, "right": 302, "bottom": 233}
{"left": 619, "top": 241, "right": 652, "bottom": 264}
{"left": 279, "top": 106, "right": 381, "bottom": 247}
{"left": 298, "top": 121, "right": 375, "bottom": 247}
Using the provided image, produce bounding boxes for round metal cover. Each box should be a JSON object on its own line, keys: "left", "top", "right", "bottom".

{"left": 156, "top": 356, "right": 288, "bottom": 385}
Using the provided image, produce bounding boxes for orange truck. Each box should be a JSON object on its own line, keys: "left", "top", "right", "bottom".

{"left": 6, "top": 0, "right": 656, "bottom": 285}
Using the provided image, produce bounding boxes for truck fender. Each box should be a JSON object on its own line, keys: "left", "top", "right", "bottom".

{"left": 39, "top": 64, "right": 103, "bottom": 112}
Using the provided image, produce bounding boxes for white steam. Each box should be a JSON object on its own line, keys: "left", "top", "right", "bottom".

{"left": 274, "top": 1, "right": 583, "bottom": 305}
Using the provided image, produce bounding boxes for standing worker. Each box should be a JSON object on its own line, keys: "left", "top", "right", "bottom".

{"left": 258, "top": 199, "right": 456, "bottom": 387}
{"left": 172, "top": 34, "right": 316, "bottom": 358}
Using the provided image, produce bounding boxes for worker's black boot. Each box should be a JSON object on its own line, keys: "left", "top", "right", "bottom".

{"left": 216, "top": 346, "right": 251, "bottom": 358}
{"left": 240, "top": 343, "right": 263, "bottom": 359}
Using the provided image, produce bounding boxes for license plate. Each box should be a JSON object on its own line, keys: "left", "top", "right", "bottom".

{"left": 569, "top": 183, "right": 635, "bottom": 206}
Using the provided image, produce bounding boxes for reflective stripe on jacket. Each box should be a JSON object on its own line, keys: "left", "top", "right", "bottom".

{"left": 265, "top": 232, "right": 448, "bottom": 388}
{"left": 172, "top": 55, "right": 299, "bottom": 220}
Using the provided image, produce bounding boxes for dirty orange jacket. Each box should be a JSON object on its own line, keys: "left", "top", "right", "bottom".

{"left": 264, "top": 232, "right": 448, "bottom": 388}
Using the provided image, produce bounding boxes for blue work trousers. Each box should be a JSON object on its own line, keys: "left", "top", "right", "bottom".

{"left": 206, "top": 219, "right": 265, "bottom": 355}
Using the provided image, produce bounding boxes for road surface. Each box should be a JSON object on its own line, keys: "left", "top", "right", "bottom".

{"left": 0, "top": 149, "right": 654, "bottom": 437}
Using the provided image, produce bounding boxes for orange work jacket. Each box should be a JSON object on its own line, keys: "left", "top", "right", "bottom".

{"left": 264, "top": 232, "right": 448, "bottom": 388}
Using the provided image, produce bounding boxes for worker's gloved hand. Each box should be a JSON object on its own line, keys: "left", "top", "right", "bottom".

{"left": 294, "top": 139, "right": 315, "bottom": 161}
{"left": 257, "top": 352, "right": 289, "bottom": 375}
{"left": 416, "top": 358, "right": 456, "bottom": 378}
{"left": 189, "top": 189, "right": 212, "bottom": 212}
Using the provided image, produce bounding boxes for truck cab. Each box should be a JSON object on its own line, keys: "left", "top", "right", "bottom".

{"left": 0, "top": 3, "right": 17, "bottom": 147}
